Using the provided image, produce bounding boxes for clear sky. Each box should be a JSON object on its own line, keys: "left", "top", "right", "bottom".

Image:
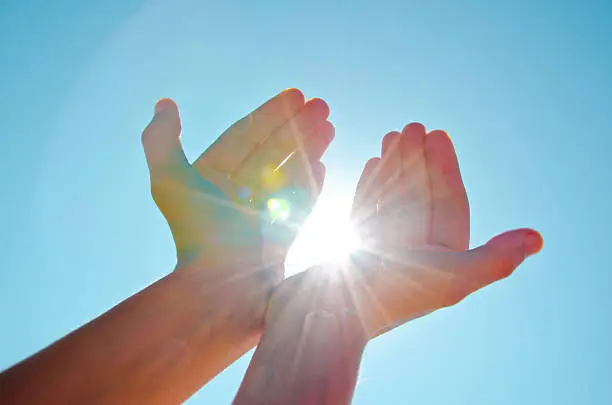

{"left": 1, "top": 0, "right": 611, "bottom": 403}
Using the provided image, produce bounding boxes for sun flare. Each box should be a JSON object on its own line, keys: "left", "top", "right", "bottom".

{"left": 284, "top": 193, "right": 361, "bottom": 276}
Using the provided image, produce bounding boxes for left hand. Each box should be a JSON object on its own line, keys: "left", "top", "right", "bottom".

{"left": 141, "top": 90, "right": 334, "bottom": 315}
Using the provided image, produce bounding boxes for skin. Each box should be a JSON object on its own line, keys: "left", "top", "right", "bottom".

{"left": 0, "top": 89, "right": 334, "bottom": 405}
{"left": 233, "top": 123, "right": 544, "bottom": 405}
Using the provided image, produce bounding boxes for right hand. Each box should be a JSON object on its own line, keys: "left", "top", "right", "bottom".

{"left": 267, "top": 123, "right": 543, "bottom": 340}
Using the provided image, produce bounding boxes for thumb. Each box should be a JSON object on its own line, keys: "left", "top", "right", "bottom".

{"left": 401, "top": 228, "right": 543, "bottom": 307}
{"left": 368, "top": 228, "right": 543, "bottom": 334}
{"left": 463, "top": 228, "right": 543, "bottom": 287}
{"left": 141, "top": 98, "right": 189, "bottom": 177}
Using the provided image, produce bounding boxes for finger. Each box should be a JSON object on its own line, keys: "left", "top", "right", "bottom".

{"left": 281, "top": 156, "right": 327, "bottom": 204}
{"left": 425, "top": 129, "right": 470, "bottom": 250}
{"left": 231, "top": 103, "right": 331, "bottom": 194}
{"left": 399, "top": 123, "right": 430, "bottom": 246}
{"left": 351, "top": 158, "right": 383, "bottom": 268}
{"left": 193, "top": 88, "right": 305, "bottom": 173}
{"left": 295, "top": 119, "right": 335, "bottom": 163}
{"left": 270, "top": 98, "right": 330, "bottom": 157}
{"left": 403, "top": 228, "right": 543, "bottom": 307}
{"left": 378, "top": 131, "right": 402, "bottom": 217}
{"left": 375, "top": 228, "right": 543, "bottom": 327}
{"left": 277, "top": 121, "right": 334, "bottom": 199}
{"left": 351, "top": 157, "right": 381, "bottom": 227}
{"left": 141, "top": 98, "right": 189, "bottom": 177}
{"left": 463, "top": 228, "right": 544, "bottom": 287}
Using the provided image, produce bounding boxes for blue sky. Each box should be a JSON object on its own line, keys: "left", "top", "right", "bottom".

{"left": 1, "top": 0, "right": 611, "bottom": 403}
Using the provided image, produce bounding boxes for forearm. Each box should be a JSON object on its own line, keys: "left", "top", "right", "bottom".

{"left": 0, "top": 261, "right": 270, "bottom": 405}
{"left": 234, "top": 310, "right": 366, "bottom": 405}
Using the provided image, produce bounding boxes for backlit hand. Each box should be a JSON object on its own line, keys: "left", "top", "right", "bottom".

{"left": 141, "top": 89, "right": 334, "bottom": 294}
{"left": 266, "top": 123, "right": 542, "bottom": 341}
{"left": 349, "top": 123, "right": 543, "bottom": 337}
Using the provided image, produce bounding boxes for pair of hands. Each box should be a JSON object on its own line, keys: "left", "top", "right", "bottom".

{"left": 0, "top": 88, "right": 542, "bottom": 405}
{"left": 142, "top": 88, "right": 543, "bottom": 345}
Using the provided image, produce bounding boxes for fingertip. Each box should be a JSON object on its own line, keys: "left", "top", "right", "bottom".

{"left": 400, "top": 123, "right": 426, "bottom": 158}
{"left": 142, "top": 98, "right": 184, "bottom": 166}
{"left": 486, "top": 228, "right": 543, "bottom": 258}
{"left": 402, "top": 122, "right": 426, "bottom": 136}
{"left": 382, "top": 131, "right": 400, "bottom": 156}
{"left": 427, "top": 129, "right": 451, "bottom": 140}
{"left": 424, "top": 130, "right": 450, "bottom": 166}
{"left": 281, "top": 88, "right": 306, "bottom": 106}
{"left": 364, "top": 157, "right": 381, "bottom": 171}
{"left": 317, "top": 120, "right": 336, "bottom": 143}
{"left": 305, "top": 98, "right": 330, "bottom": 120}
{"left": 524, "top": 229, "right": 544, "bottom": 256}
{"left": 154, "top": 98, "right": 178, "bottom": 115}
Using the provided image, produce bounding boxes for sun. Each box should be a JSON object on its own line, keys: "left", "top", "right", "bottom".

{"left": 284, "top": 192, "right": 361, "bottom": 276}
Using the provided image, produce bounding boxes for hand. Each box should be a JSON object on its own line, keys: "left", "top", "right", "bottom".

{"left": 267, "top": 123, "right": 543, "bottom": 340}
{"left": 141, "top": 89, "right": 334, "bottom": 302}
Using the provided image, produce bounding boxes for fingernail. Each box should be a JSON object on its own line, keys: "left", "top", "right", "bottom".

{"left": 524, "top": 230, "right": 543, "bottom": 255}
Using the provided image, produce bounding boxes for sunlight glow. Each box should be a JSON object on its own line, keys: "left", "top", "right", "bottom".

{"left": 285, "top": 193, "right": 361, "bottom": 275}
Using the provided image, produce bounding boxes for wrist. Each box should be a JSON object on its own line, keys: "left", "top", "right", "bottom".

{"left": 169, "top": 258, "right": 276, "bottom": 338}
{"left": 235, "top": 307, "right": 366, "bottom": 405}
{"left": 266, "top": 264, "right": 370, "bottom": 348}
{"left": 174, "top": 252, "right": 279, "bottom": 295}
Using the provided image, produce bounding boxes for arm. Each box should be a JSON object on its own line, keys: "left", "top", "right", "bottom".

{"left": 0, "top": 260, "right": 269, "bottom": 405}
{"left": 0, "top": 90, "right": 333, "bottom": 405}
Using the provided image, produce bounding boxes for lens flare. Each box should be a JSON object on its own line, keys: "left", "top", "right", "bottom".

{"left": 267, "top": 198, "right": 291, "bottom": 222}
{"left": 261, "top": 164, "right": 286, "bottom": 191}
